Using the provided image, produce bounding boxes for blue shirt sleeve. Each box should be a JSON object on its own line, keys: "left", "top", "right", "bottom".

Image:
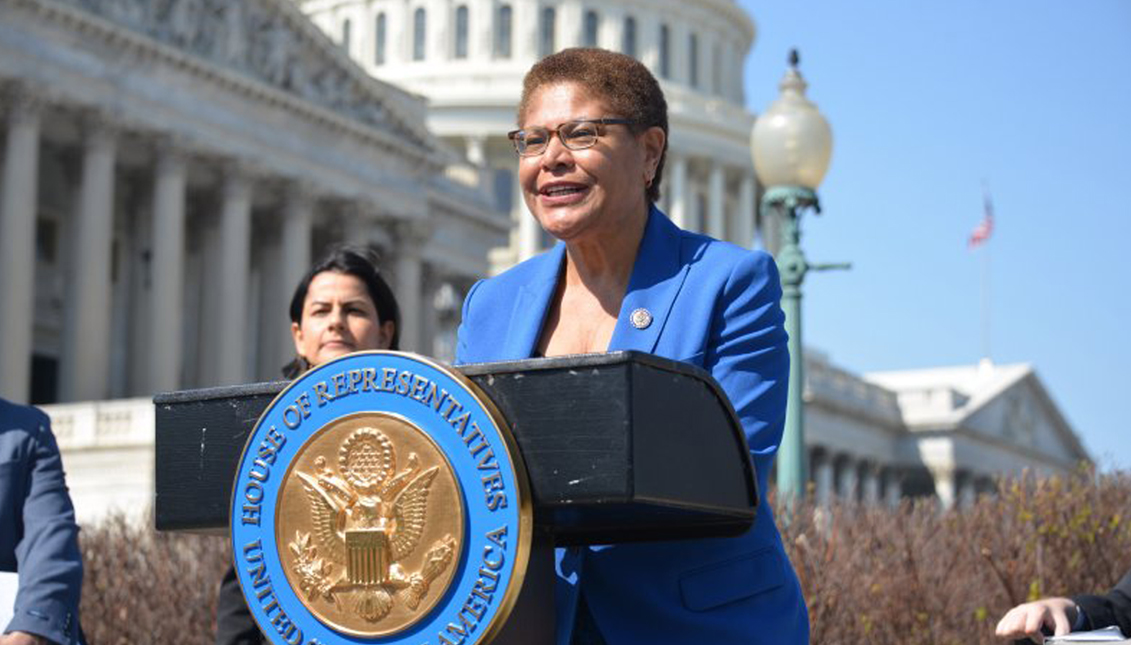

{"left": 5, "top": 407, "right": 84, "bottom": 644}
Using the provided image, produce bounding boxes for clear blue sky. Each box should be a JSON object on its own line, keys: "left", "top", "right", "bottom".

{"left": 737, "top": 0, "right": 1131, "bottom": 470}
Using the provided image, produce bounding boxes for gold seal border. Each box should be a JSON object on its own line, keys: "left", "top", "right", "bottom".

{"left": 429, "top": 354, "right": 534, "bottom": 645}
{"left": 272, "top": 409, "right": 467, "bottom": 638}
{"left": 230, "top": 350, "right": 533, "bottom": 645}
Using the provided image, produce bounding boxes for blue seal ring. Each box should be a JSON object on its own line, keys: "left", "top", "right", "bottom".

{"left": 230, "top": 351, "right": 532, "bottom": 645}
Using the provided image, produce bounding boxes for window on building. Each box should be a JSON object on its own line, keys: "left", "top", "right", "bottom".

{"left": 341, "top": 18, "right": 352, "bottom": 53}
{"left": 689, "top": 33, "right": 699, "bottom": 87}
{"left": 583, "top": 10, "right": 599, "bottom": 48}
{"left": 30, "top": 354, "right": 58, "bottom": 405}
{"left": 540, "top": 6, "right": 556, "bottom": 57}
{"left": 495, "top": 4, "right": 512, "bottom": 58}
{"left": 36, "top": 218, "right": 57, "bottom": 263}
{"left": 413, "top": 7, "right": 426, "bottom": 61}
{"left": 455, "top": 5, "right": 469, "bottom": 59}
{"left": 375, "top": 13, "right": 387, "bottom": 64}
{"left": 659, "top": 24, "right": 670, "bottom": 79}
{"left": 623, "top": 16, "right": 636, "bottom": 58}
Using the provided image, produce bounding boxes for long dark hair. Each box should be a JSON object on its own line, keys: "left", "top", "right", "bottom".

{"left": 283, "top": 245, "right": 400, "bottom": 378}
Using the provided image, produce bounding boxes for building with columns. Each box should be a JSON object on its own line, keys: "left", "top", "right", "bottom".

{"left": 0, "top": 0, "right": 507, "bottom": 521}
{"left": 299, "top": 0, "right": 767, "bottom": 273}
{"left": 0, "top": 0, "right": 508, "bottom": 407}
{"left": 0, "top": 0, "right": 1089, "bottom": 524}
{"left": 803, "top": 354, "right": 1089, "bottom": 509}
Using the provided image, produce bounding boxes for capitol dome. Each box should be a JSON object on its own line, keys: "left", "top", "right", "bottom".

{"left": 299, "top": 0, "right": 773, "bottom": 271}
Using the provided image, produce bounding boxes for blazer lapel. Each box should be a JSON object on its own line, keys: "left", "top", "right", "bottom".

{"left": 500, "top": 242, "right": 566, "bottom": 359}
{"left": 608, "top": 206, "right": 690, "bottom": 354}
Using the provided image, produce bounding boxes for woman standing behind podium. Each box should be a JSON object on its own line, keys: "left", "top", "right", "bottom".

{"left": 215, "top": 245, "right": 400, "bottom": 645}
{"left": 456, "top": 48, "right": 809, "bottom": 644}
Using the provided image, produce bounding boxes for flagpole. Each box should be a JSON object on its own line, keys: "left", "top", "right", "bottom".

{"left": 971, "top": 185, "right": 994, "bottom": 363}
{"left": 981, "top": 242, "right": 990, "bottom": 361}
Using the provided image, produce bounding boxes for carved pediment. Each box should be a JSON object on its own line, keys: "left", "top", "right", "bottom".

{"left": 964, "top": 377, "right": 1087, "bottom": 463}
{"left": 51, "top": 0, "right": 429, "bottom": 149}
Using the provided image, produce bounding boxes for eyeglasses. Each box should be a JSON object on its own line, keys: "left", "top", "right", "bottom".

{"left": 507, "top": 118, "right": 635, "bottom": 156}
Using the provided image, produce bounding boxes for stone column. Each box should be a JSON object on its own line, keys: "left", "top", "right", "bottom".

{"left": 736, "top": 173, "right": 755, "bottom": 248}
{"left": 673, "top": 23, "right": 688, "bottom": 85}
{"left": 394, "top": 220, "right": 429, "bottom": 352}
{"left": 513, "top": 0, "right": 538, "bottom": 60}
{"left": 428, "top": 0, "right": 447, "bottom": 61}
{"left": 732, "top": 41, "right": 746, "bottom": 103}
{"left": 814, "top": 450, "right": 834, "bottom": 507}
{"left": 861, "top": 463, "right": 881, "bottom": 505}
{"left": 0, "top": 89, "right": 41, "bottom": 402}
{"left": 883, "top": 468, "right": 902, "bottom": 508}
{"left": 668, "top": 153, "right": 688, "bottom": 229}
{"left": 470, "top": 0, "right": 492, "bottom": 60}
{"left": 707, "top": 161, "right": 725, "bottom": 240}
{"left": 149, "top": 142, "right": 187, "bottom": 394}
{"left": 279, "top": 185, "right": 313, "bottom": 361}
{"left": 62, "top": 115, "right": 117, "bottom": 402}
{"left": 958, "top": 471, "right": 977, "bottom": 509}
{"left": 387, "top": 1, "right": 404, "bottom": 65}
{"left": 835, "top": 455, "right": 858, "bottom": 502}
{"left": 930, "top": 465, "right": 956, "bottom": 510}
{"left": 638, "top": 12, "right": 659, "bottom": 72}
{"left": 216, "top": 169, "right": 252, "bottom": 385}
{"left": 559, "top": 2, "right": 582, "bottom": 48}
{"left": 601, "top": 6, "right": 624, "bottom": 52}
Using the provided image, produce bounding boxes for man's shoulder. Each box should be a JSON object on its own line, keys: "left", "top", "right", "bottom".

{"left": 0, "top": 399, "right": 53, "bottom": 462}
{"left": 0, "top": 398, "right": 50, "bottom": 434}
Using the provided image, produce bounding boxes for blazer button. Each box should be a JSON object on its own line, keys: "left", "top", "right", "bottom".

{"left": 630, "top": 308, "right": 652, "bottom": 330}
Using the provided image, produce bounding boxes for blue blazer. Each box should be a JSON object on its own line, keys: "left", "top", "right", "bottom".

{"left": 457, "top": 207, "right": 809, "bottom": 644}
{"left": 0, "top": 399, "right": 83, "bottom": 644}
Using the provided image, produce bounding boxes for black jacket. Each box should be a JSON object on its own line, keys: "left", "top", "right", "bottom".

{"left": 1074, "top": 568, "right": 1131, "bottom": 637}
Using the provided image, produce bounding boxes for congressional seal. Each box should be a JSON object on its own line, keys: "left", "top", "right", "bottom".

{"left": 230, "top": 351, "right": 532, "bottom": 645}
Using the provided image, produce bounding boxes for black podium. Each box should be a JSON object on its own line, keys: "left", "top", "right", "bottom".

{"left": 154, "top": 351, "right": 758, "bottom": 644}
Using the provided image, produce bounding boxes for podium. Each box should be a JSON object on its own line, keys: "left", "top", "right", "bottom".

{"left": 154, "top": 351, "right": 758, "bottom": 644}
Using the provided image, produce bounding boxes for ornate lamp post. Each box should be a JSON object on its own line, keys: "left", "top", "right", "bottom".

{"left": 751, "top": 50, "right": 839, "bottom": 500}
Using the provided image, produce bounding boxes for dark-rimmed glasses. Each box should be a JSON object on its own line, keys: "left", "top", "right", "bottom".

{"left": 507, "top": 118, "right": 635, "bottom": 156}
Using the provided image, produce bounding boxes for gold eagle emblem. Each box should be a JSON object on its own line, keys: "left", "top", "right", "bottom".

{"left": 284, "top": 426, "right": 457, "bottom": 626}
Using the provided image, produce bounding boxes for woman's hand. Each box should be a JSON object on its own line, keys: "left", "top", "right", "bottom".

{"left": 995, "top": 597, "right": 1077, "bottom": 643}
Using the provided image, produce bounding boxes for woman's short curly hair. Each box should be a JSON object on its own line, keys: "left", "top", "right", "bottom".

{"left": 518, "top": 48, "right": 669, "bottom": 204}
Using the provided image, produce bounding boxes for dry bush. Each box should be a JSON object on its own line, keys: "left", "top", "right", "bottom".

{"left": 778, "top": 467, "right": 1131, "bottom": 645}
{"left": 79, "top": 514, "right": 229, "bottom": 644}
{"left": 76, "top": 469, "right": 1130, "bottom": 644}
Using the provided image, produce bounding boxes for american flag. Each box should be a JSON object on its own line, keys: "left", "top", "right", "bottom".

{"left": 968, "top": 192, "right": 994, "bottom": 249}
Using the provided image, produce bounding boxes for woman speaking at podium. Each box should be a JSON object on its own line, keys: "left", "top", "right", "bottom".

{"left": 456, "top": 49, "right": 809, "bottom": 644}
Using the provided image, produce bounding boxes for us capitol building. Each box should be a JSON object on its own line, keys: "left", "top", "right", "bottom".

{"left": 0, "top": 0, "right": 1089, "bottom": 524}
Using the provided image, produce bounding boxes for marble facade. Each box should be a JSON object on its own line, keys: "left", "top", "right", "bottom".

{"left": 0, "top": 0, "right": 508, "bottom": 407}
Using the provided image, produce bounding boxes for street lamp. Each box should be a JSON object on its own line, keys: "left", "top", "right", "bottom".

{"left": 751, "top": 49, "right": 839, "bottom": 500}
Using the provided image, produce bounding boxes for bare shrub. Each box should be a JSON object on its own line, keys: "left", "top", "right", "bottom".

{"left": 76, "top": 468, "right": 1130, "bottom": 643}
{"left": 779, "top": 466, "right": 1131, "bottom": 645}
{"left": 79, "top": 514, "right": 229, "bottom": 644}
